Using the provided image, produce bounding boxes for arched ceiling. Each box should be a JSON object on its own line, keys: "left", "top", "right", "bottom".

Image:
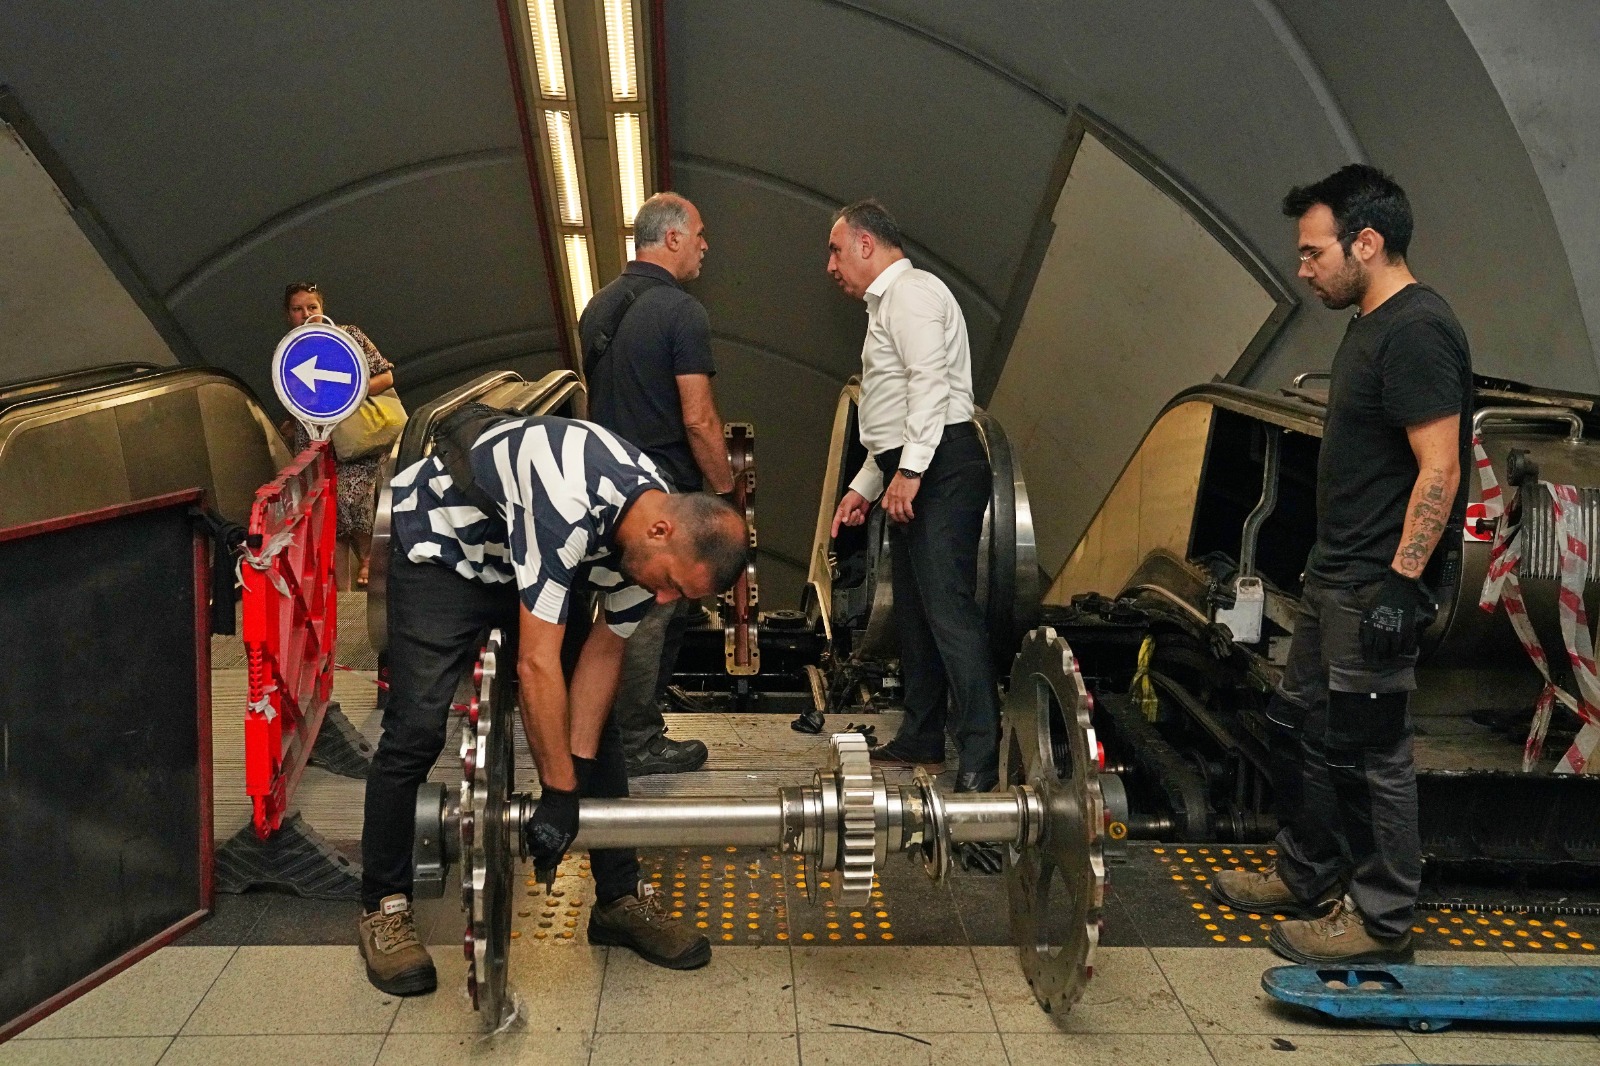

{"left": 2, "top": 0, "right": 1596, "bottom": 605}
{"left": 0, "top": 1, "right": 565, "bottom": 406}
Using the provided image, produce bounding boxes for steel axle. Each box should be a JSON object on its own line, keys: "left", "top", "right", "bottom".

{"left": 416, "top": 626, "right": 1108, "bottom": 1029}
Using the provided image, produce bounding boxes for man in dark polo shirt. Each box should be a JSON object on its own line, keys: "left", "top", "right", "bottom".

{"left": 582, "top": 192, "right": 735, "bottom": 775}
{"left": 1212, "top": 164, "right": 1471, "bottom": 966}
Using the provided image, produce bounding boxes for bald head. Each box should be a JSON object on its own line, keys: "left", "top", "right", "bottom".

{"left": 633, "top": 192, "right": 707, "bottom": 281}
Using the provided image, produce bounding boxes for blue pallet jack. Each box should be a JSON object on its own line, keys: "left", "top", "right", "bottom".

{"left": 1263, "top": 964, "right": 1600, "bottom": 1032}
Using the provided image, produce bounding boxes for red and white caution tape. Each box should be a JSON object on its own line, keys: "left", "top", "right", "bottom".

{"left": 1474, "top": 436, "right": 1600, "bottom": 773}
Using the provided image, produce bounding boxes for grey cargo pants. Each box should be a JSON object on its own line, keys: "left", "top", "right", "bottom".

{"left": 1272, "top": 576, "right": 1423, "bottom": 938}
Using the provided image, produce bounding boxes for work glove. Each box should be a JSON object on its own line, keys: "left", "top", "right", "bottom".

{"left": 1359, "top": 569, "right": 1432, "bottom": 661}
{"left": 524, "top": 786, "right": 580, "bottom": 891}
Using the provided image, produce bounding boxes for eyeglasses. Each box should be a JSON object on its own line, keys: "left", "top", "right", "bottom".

{"left": 1297, "top": 241, "right": 1342, "bottom": 265}
{"left": 1296, "top": 230, "right": 1361, "bottom": 265}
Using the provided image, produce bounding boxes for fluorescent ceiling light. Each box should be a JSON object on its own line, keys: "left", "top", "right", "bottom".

{"left": 527, "top": 0, "right": 566, "bottom": 98}
{"left": 625, "top": 235, "right": 636, "bottom": 262}
{"left": 604, "top": 0, "right": 638, "bottom": 101}
{"left": 564, "top": 234, "right": 595, "bottom": 316}
{"left": 544, "top": 110, "right": 584, "bottom": 226}
{"left": 614, "top": 112, "right": 646, "bottom": 227}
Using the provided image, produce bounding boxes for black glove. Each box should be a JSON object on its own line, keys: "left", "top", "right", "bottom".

{"left": 524, "top": 786, "right": 580, "bottom": 890}
{"left": 1359, "top": 569, "right": 1432, "bottom": 661}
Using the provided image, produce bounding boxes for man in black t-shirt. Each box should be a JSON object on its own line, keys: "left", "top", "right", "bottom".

{"left": 581, "top": 192, "right": 736, "bottom": 776}
{"left": 1212, "top": 165, "right": 1470, "bottom": 966}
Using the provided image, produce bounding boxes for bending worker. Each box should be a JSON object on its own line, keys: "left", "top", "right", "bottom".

{"left": 826, "top": 198, "right": 1002, "bottom": 873}
{"left": 357, "top": 409, "right": 748, "bottom": 995}
{"left": 1213, "top": 164, "right": 1471, "bottom": 966}
{"left": 583, "top": 191, "right": 736, "bottom": 777}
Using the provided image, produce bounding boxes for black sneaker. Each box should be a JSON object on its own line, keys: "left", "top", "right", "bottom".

{"left": 626, "top": 734, "right": 709, "bottom": 776}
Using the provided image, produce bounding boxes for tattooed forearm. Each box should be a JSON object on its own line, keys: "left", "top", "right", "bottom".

{"left": 1393, "top": 469, "right": 1454, "bottom": 578}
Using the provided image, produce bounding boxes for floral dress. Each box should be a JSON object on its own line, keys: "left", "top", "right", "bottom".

{"left": 292, "top": 324, "right": 394, "bottom": 537}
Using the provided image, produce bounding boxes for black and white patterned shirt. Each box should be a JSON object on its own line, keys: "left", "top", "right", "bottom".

{"left": 389, "top": 415, "right": 669, "bottom": 635}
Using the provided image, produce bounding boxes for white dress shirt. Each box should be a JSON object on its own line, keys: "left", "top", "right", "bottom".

{"left": 848, "top": 257, "right": 976, "bottom": 501}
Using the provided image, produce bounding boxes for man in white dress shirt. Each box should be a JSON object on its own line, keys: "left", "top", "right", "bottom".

{"left": 826, "top": 200, "right": 1002, "bottom": 871}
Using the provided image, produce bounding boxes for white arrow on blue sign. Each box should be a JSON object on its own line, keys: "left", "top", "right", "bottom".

{"left": 271, "top": 323, "right": 370, "bottom": 436}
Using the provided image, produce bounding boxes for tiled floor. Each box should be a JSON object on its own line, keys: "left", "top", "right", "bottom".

{"left": 15, "top": 622, "right": 1594, "bottom": 1063}
{"left": 7, "top": 941, "right": 1598, "bottom": 1064}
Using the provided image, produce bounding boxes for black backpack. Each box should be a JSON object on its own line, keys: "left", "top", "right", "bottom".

{"left": 429, "top": 402, "right": 519, "bottom": 518}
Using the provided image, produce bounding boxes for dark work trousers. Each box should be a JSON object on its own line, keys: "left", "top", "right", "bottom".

{"left": 1272, "top": 577, "right": 1422, "bottom": 938}
{"left": 879, "top": 423, "right": 1000, "bottom": 776}
{"left": 612, "top": 597, "right": 692, "bottom": 755}
{"left": 360, "top": 547, "right": 640, "bottom": 911}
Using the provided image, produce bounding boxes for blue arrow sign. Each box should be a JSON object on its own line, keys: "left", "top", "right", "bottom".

{"left": 271, "top": 324, "right": 369, "bottom": 432}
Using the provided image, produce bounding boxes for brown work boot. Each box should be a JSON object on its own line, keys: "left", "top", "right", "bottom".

{"left": 1210, "top": 863, "right": 1319, "bottom": 916}
{"left": 1268, "top": 895, "right": 1414, "bottom": 966}
{"left": 589, "top": 882, "right": 712, "bottom": 970}
{"left": 358, "top": 894, "right": 437, "bottom": 995}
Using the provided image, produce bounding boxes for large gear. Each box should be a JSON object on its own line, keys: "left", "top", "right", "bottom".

{"left": 829, "top": 732, "right": 878, "bottom": 905}
{"left": 1000, "top": 627, "right": 1107, "bottom": 1015}
{"left": 459, "top": 629, "right": 515, "bottom": 1028}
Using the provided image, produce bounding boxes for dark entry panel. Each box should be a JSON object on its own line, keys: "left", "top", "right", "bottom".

{"left": 0, "top": 491, "right": 211, "bottom": 1039}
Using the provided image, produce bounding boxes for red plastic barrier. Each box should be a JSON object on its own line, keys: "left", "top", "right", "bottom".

{"left": 241, "top": 440, "right": 338, "bottom": 837}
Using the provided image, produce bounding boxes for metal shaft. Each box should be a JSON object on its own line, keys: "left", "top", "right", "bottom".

{"left": 496, "top": 785, "right": 1035, "bottom": 858}
{"left": 572, "top": 797, "right": 787, "bottom": 849}
{"left": 941, "top": 791, "right": 1029, "bottom": 844}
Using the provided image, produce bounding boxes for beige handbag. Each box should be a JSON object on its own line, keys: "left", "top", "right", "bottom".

{"left": 331, "top": 389, "right": 407, "bottom": 461}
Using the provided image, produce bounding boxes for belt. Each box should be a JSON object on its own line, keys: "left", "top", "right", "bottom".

{"left": 874, "top": 421, "right": 980, "bottom": 472}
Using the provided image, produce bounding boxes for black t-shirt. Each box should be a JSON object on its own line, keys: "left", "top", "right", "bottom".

{"left": 1307, "top": 284, "right": 1473, "bottom": 587}
{"left": 580, "top": 262, "right": 716, "bottom": 492}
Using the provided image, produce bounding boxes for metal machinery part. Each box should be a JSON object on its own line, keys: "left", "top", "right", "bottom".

{"left": 1000, "top": 628, "right": 1108, "bottom": 1015}
{"left": 722, "top": 423, "right": 759, "bottom": 675}
{"left": 460, "top": 629, "right": 516, "bottom": 1022}
{"left": 974, "top": 408, "right": 1042, "bottom": 661}
{"left": 368, "top": 370, "right": 586, "bottom": 652}
{"left": 802, "top": 383, "right": 1039, "bottom": 668}
{"left": 409, "top": 629, "right": 1109, "bottom": 1028}
{"left": 0, "top": 363, "right": 291, "bottom": 529}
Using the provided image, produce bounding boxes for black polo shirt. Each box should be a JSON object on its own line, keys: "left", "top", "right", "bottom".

{"left": 580, "top": 261, "right": 717, "bottom": 492}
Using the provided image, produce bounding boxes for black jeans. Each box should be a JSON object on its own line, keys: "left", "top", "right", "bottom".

{"left": 360, "top": 548, "right": 639, "bottom": 910}
{"left": 1272, "top": 577, "right": 1422, "bottom": 937}
{"left": 879, "top": 423, "right": 1000, "bottom": 776}
{"left": 611, "top": 597, "right": 692, "bottom": 755}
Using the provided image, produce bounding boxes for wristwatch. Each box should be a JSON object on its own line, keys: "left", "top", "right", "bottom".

{"left": 897, "top": 468, "right": 922, "bottom": 480}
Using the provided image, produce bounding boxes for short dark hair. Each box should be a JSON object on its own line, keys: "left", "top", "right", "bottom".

{"left": 1282, "top": 164, "right": 1413, "bottom": 260}
{"left": 283, "top": 281, "right": 321, "bottom": 310}
{"left": 834, "top": 198, "right": 903, "bottom": 250}
{"left": 676, "top": 492, "right": 749, "bottom": 592}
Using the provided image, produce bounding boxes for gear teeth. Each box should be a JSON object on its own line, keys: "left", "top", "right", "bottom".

{"left": 1002, "top": 627, "right": 1107, "bottom": 1016}
{"left": 830, "top": 733, "right": 877, "bottom": 906}
{"left": 460, "top": 634, "right": 503, "bottom": 1016}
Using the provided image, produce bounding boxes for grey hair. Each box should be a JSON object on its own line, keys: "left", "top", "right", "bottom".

{"left": 833, "top": 198, "right": 903, "bottom": 250}
{"left": 634, "top": 193, "right": 694, "bottom": 249}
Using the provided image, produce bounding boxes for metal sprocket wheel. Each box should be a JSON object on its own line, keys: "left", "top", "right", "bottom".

{"left": 830, "top": 732, "right": 878, "bottom": 905}
{"left": 1000, "top": 627, "right": 1107, "bottom": 1014}
{"left": 460, "top": 628, "right": 516, "bottom": 1027}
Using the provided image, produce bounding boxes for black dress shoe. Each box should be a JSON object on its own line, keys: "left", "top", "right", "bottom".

{"left": 954, "top": 770, "right": 998, "bottom": 793}
{"left": 868, "top": 738, "right": 945, "bottom": 769}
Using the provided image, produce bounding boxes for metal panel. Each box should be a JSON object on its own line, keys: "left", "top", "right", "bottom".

{"left": 118, "top": 388, "right": 214, "bottom": 506}
{"left": 0, "top": 407, "right": 131, "bottom": 526}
